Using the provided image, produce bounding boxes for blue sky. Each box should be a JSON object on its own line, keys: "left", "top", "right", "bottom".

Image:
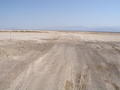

{"left": 0, "top": 0, "right": 120, "bottom": 31}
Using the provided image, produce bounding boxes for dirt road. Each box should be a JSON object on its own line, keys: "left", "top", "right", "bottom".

{"left": 0, "top": 31, "right": 120, "bottom": 90}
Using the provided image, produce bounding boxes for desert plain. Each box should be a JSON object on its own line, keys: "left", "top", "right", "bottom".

{"left": 0, "top": 31, "right": 120, "bottom": 90}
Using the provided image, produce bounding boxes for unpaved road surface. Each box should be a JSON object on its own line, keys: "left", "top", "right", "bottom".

{"left": 0, "top": 31, "right": 120, "bottom": 90}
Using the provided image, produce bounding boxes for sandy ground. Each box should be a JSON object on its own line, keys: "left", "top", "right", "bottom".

{"left": 0, "top": 31, "right": 120, "bottom": 90}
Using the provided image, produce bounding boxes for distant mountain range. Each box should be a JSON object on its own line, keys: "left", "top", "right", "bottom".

{"left": 41, "top": 26, "right": 120, "bottom": 32}
{"left": 0, "top": 26, "right": 120, "bottom": 32}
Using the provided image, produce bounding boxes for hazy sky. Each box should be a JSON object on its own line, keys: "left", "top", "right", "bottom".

{"left": 0, "top": 0, "right": 120, "bottom": 30}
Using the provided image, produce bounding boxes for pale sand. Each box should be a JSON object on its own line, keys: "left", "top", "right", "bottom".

{"left": 0, "top": 31, "right": 120, "bottom": 90}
